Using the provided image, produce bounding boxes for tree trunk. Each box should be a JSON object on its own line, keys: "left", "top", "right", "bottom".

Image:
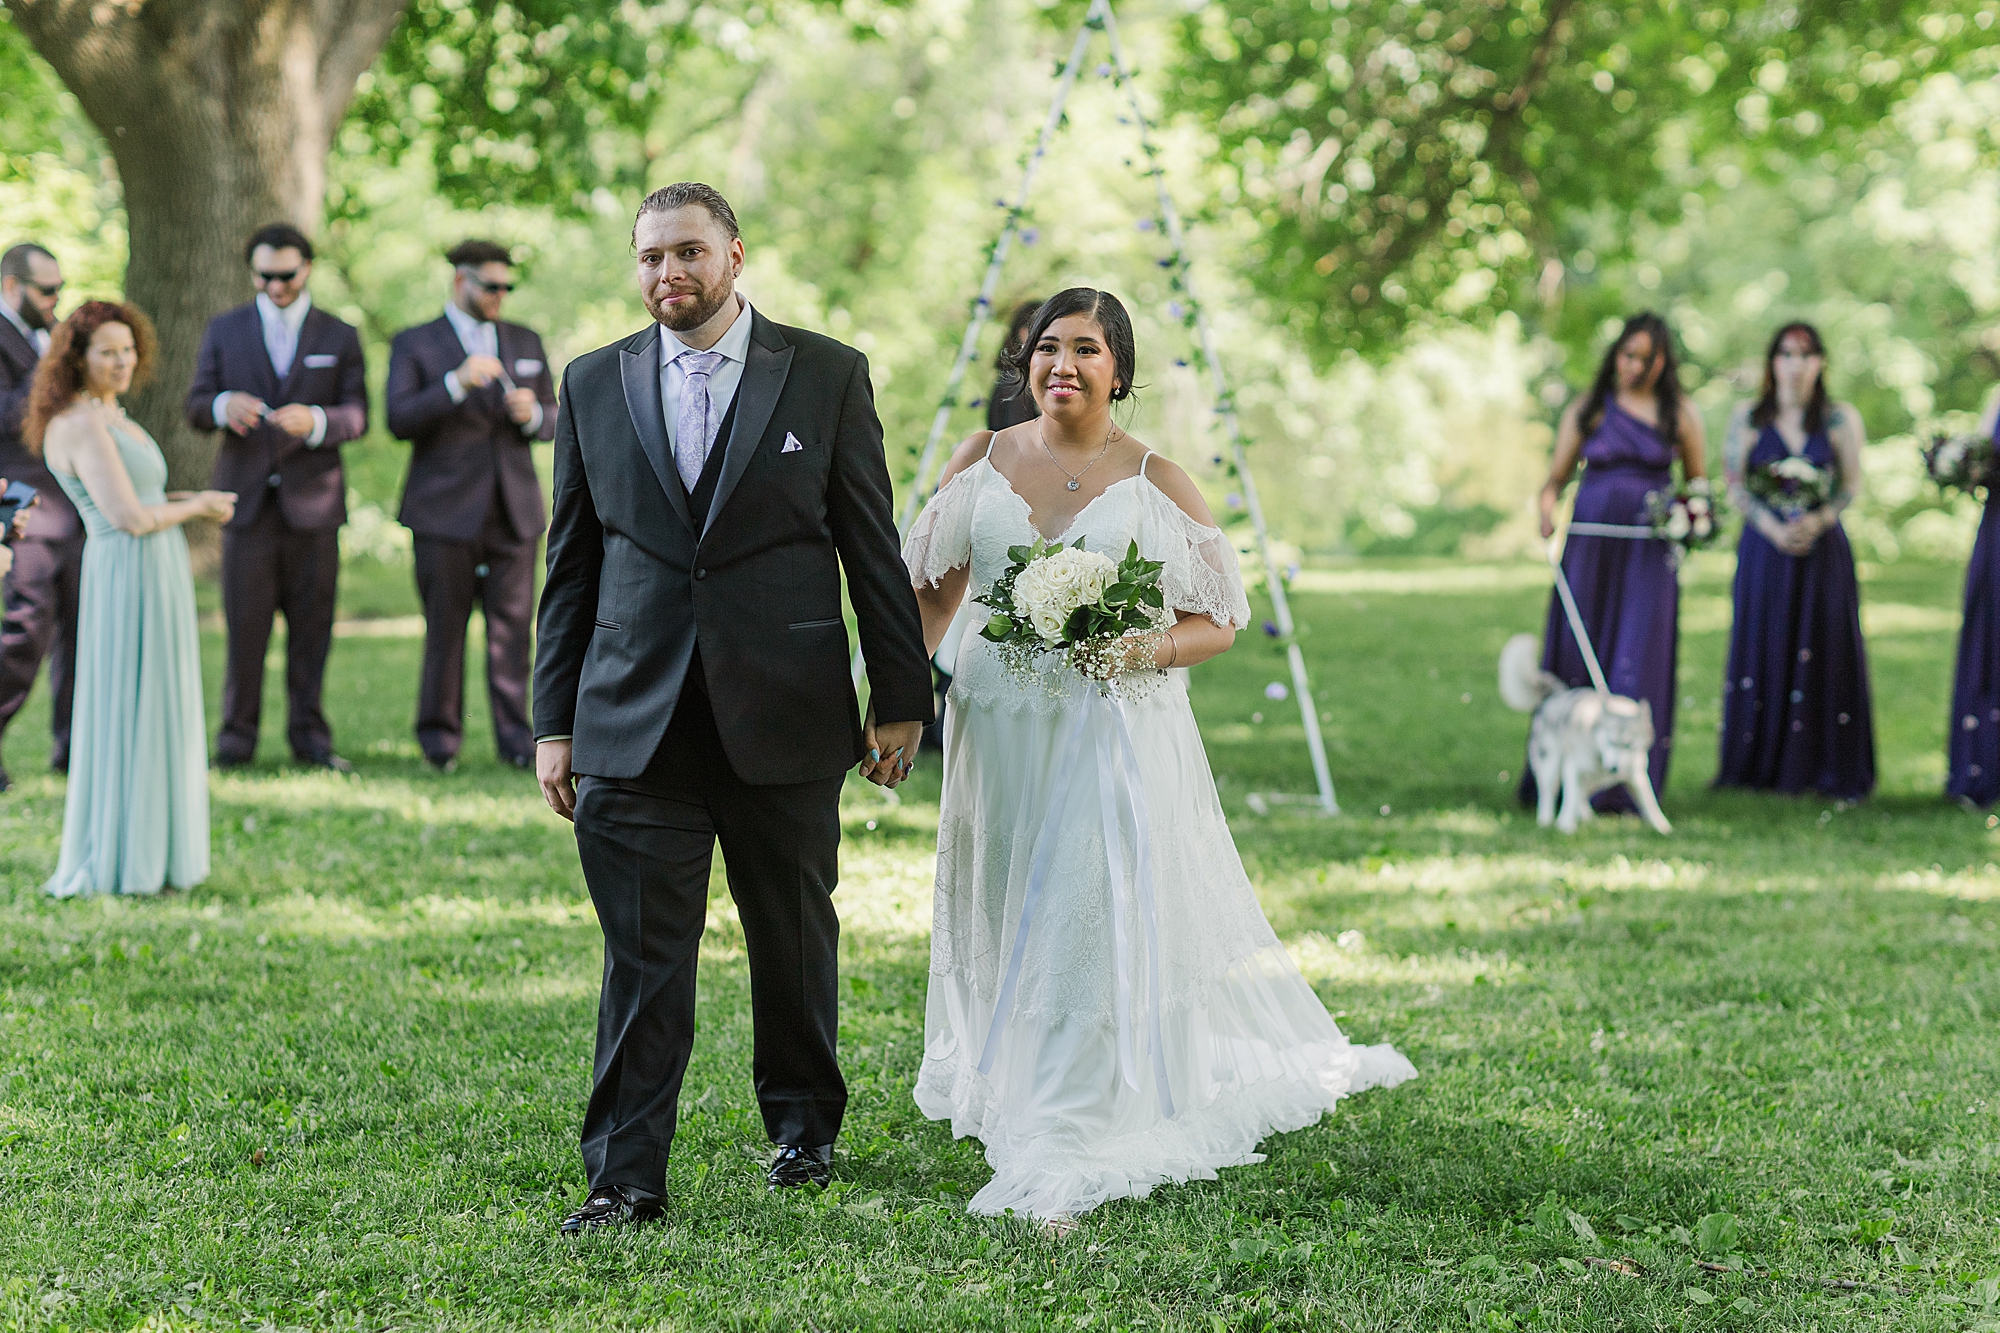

{"left": 3, "top": 0, "right": 405, "bottom": 488}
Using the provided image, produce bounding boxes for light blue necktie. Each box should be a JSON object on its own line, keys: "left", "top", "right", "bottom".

{"left": 674, "top": 350, "right": 725, "bottom": 492}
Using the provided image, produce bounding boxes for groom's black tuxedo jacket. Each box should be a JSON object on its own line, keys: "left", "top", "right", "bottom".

{"left": 533, "top": 309, "right": 933, "bottom": 785}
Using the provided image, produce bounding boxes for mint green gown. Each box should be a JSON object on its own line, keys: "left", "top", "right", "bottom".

{"left": 44, "top": 416, "right": 209, "bottom": 897}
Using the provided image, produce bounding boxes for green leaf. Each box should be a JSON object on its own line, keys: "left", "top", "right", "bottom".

{"left": 1566, "top": 1210, "right": 1598, "bottom": 1246}
{"left": 1694, "top": 1213, "right": 1739, "bottom": 1256}
{"left": 1853, "top": 1217, "right": 1894, "bottom": 1245}
{"left": 1686, "top": 1288, "right": 1715, "bottom": 1306}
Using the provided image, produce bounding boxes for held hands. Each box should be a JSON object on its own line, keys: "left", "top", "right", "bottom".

{"left": 538, "top": 738, "right": 577, "bottom": 821}
{"left": 170, "top": 490, "right": 238, "bottom": 522}
{"left": 504, "top": 387, "right": 539, "bottom": 425}
{"left": 1762, "top": 510, "right": 1828, "bottom": 556}
{"left": 859, "top": 703, "right": 920, "bottom": 788}
{"left": 220, "top": 392, "right": 268, "bottom": 434}
{"left": 457, "top": 354, "right": 506, "bottom": 391}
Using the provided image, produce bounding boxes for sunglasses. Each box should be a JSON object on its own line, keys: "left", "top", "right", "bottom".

{"left": 26, "top": 281, "right": 62, "bottom": 299}
{"left": 255, "top": 269, "right": 302, "bottom": 285}
{"left": 461, "top": 272, "right": 515, "bottom": 294}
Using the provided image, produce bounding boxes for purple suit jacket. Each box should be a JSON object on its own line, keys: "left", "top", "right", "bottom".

{"left": 385, "top": 315, "right": 555, "bottom": 543}
{"left": 184, "top": 302, "right": 368, "bottom": 531}
{"left": 0, "top": 315, "right": 81, "bottom": 542}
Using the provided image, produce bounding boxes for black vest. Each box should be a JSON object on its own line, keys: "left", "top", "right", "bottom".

{"left": 684, "top": 390, "right": 741, "bottom": 530}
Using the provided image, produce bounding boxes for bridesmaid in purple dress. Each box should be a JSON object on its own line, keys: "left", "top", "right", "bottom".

{"left": 1716, "top": 323, "right": 1875, "bottom": 799}
{"left": 1522, "top": 312, "right": 1709, "bottom": 812}
{"left": 1946, "top": 389, "right": 2000, "bottom": 805}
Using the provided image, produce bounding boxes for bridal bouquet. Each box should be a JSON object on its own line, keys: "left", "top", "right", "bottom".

{"left": 1643, "top": 479, "right": 1722, "bottom": 559}
{"left": 1923, "top": 432, "right": 1997, "bottom": 496}
{"left": 978, "top": 536, "right": 1170, "bottom": 696}
{"left": 1745, "top": 455, "right": 1838, "bottom": 518}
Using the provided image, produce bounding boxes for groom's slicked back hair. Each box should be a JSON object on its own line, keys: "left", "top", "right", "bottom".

{"left": 1002, "top": 288, "right": 1140, "bottom": 403}
{"left": 633, "top": 183, "right": 741, "bottom": 245}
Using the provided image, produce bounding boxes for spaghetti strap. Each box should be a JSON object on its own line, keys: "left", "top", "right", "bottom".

{"left": 1140, "top": 450, "right": 1154, "bottom": 480}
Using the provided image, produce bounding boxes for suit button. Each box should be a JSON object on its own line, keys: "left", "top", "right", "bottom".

{"left": 694, "top": 568, "right": 707, "bottom": 581}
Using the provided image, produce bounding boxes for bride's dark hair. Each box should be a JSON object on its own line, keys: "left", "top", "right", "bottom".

{"left": 999, "top": 288, "right": 1140, "bottom": 404}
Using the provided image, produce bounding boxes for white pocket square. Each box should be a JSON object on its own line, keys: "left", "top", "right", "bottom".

{"left": 514, "top": 358, "right": 543, "bottom": 377}
{"left": 781, "top": 432, "right": 804, "bottom": 454}
{"left": 302, "top": 353, "right": 338, "bottom": 369}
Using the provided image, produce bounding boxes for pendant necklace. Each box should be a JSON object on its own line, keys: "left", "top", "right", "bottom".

{"left": 1040, "top": 418, "right": 1115, "bottom": 492}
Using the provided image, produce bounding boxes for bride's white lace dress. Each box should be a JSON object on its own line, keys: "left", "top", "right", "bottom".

{"left": 903, "top": 455, "right": 1416, "bottom": 1220}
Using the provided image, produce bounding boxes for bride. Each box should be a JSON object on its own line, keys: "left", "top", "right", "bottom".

{"left": 897, "top": 288, "right": 1415, "bottom": 1223}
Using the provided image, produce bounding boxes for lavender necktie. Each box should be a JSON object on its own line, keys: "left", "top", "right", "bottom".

{"left": 674, "top": 350, "right": 725, "bottom": 492}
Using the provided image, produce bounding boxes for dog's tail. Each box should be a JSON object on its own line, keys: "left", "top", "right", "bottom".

{"left": 1498, "top": 633, "right": 1561, "bottom": 713}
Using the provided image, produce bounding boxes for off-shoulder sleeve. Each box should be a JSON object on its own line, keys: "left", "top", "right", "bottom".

{"left": 1148, "top": 490, "right": 1252, "bottom": 629}
{"left": 901, "top": 463, "right": 979, "bottom": 588}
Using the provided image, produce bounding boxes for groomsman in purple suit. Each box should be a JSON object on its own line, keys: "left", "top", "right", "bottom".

{"left": 0, "top": 242, "right": 82, "bottom": 791}
{"left": 185, "top": 223, "right": 368, "bottom": 771}
{"left": 385, "top": 240, "right": 556, "bottom": 770}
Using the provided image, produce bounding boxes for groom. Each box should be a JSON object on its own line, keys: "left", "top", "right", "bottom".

{"left": 533, "top": 183, "right": 933, "bottom": 1234}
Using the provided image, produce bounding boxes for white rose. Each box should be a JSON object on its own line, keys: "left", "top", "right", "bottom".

{"left": 1665, "top": 509, "right": 1691, "bottom": 540}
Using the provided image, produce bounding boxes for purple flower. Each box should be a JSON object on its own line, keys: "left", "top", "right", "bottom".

{"left": 1262, "top": 620, "right": 1279, "bottom": 637}
{"left": 1264, "top": 681, "right": 1289, "bottom": 701}
{"left": 1021, "top": 228, "right": 1039, "bottom": 246}
{"left": 1227, "top": 492, "right": 1243, "bottom": 508}
{"left": 1136, "top": 218, "right": 1156, "bottom": 232}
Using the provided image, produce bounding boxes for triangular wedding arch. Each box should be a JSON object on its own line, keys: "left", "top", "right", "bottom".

{"left": 868, "top": 0, "right": 1341, "bottom": 815}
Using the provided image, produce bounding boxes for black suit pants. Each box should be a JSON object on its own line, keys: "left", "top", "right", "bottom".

{"left": 218, "top": 501, "right": 339, "bottom": 762}
{"left": 0, "top": 533, "right": 84, "bottom": 768}
{"left": 572, "top": 667, "right": 847, "bottom": 1195}
{"left": 413, "top": 502, "right": 535, "bottom": 764}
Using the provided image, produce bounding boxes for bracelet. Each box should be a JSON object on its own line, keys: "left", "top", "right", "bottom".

{"left": 1162, "top": 630, "right": 1179, "bottom": 668}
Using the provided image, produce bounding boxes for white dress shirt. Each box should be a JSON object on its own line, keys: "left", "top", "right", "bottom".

{"left": 660, "top": 297, "right": 753, "bottom": 454}
{"left": 213, "top": 291, "right": 326, "bottom": 447}
{"left": 0, "top": 296, "right": 49, "bottom": 357}
{"left": 442, "top": 301, "right": 541, "bottom": 436}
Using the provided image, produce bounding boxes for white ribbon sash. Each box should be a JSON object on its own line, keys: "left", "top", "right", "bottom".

{"left": 1564, "top": 521, "right": 1656, "bottom": 539}
{"left": 975, "top": 689, "right": 1177, "bottom": 1119}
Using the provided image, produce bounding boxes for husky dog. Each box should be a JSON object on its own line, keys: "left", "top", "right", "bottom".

{"left": 1498, "top": 634, "right": 1671, "bottom": 835}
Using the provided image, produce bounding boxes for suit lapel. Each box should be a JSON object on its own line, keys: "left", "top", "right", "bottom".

{"left": 0, "top": 315, "right": 37, "bottom": 379}
{"left": 702, "top": 312, "right": 793, "bottom": 538}
{"left": 618, "top": 325, "right": 695, "bottom": 533}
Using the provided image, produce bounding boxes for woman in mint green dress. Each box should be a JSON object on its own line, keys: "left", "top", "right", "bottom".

{"left": 25, "top": 301, "right": 236, "bottom": 897}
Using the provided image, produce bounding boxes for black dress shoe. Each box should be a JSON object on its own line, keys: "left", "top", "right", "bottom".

{"left": 767, "top": 1144, "right": 833, "bottom": 1190}
{"left": 426, "top": 754, "right": 458, "bottom": 774}
{"left": 299, "top": 752, "right": 354, "bottom": 774}
{"left": 560, "top": 1184, "right": 664, "bottom": 1235}
{"left": 502, "top": 752, "right": 532, "bottom": 770}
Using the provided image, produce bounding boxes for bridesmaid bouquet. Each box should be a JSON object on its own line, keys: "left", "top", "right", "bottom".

{"left": 1642, "top": 479, "right": 1721, "bottom": 560}
{"left": 1746, "top": 455, "right": 1838, "bottom": 518}
{"left": 978, "top": 536, "right": 1171, "bottom": 695}
{"left": 1923, "top": 433, "right": 1996, "bottom": 496}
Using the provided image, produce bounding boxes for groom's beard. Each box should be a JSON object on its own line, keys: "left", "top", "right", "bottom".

{"left": 650, "top": 279, "right": 733, "bottom": 333}
{"left": 19, "top": 299, "right": 50, "bottom": 332}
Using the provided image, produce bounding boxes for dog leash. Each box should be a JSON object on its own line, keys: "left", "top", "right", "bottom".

{"left": 1545, "top": 536, "right": 1613, "bottom": 698}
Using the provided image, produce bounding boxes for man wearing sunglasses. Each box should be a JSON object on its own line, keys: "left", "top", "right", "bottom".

{"left": 385, "top": 240, "right": 556, "bottom": 772}
{"left": 0, "top": 242, "right": 83, "bottom": 792}
{"left": 185, "top": 222, "right": 368, "bottom": 772}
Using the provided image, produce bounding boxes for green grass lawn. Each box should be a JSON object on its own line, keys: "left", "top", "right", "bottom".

{"left": 3, "top": 553, "right": 1998, "bottom": 1332}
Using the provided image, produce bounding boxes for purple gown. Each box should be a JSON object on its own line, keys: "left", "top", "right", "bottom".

{"left": 1519, "top": 400, "right": 1680, "bottom": 812}
{"left": 1946, "top": 420, "right": 2000, "bottom": 805}
{"left": 1715, "top": 427, "right": 1875, "bottom": 799}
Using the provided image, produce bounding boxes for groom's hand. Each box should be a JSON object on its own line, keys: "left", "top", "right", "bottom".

{"left": 537, "top": 739, "right": 578, "bottom": 820}
{"left": 862, "top": 720, "right": 922, "bottom": 788}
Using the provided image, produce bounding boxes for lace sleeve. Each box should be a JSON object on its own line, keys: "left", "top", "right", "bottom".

{"left": 1148, "top": 493, "right": 1252, "bottom": 629}
{"left": 901, "top": 463, "right": 978, "bottom": 588}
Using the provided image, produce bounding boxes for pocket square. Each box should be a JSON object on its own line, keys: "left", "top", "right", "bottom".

{"left": 302, "top": 353, "right": 339, "bottom": 369}
{"left": 781, "top": 432, "right": 805, "bottom": 454}
{"left": 513, "top": 358, "right": 543, "bottom": 377}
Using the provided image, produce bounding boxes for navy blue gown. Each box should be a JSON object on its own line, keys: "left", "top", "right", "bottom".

{"left": 1715, "top": 427, "right": 1875, "bottom": 799}
{"left": 1947, "top": 420, "right": 2000, "bottom": 805}
{"left": 1519, "top": 401, "right": 1681, "bottom": 812}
